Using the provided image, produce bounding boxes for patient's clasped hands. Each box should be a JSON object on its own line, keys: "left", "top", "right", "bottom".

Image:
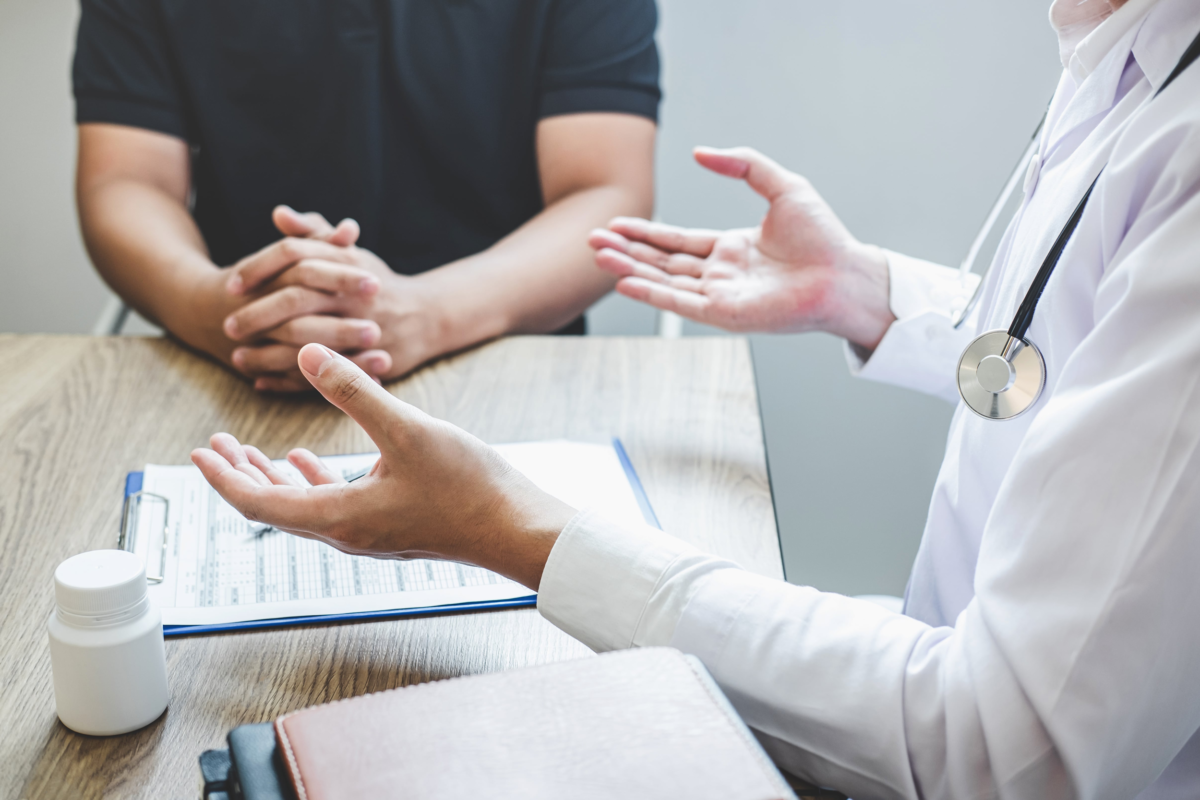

{"left": 589, "top": 146, "right": 896, "bottom": 350}
{"left": 217, "top": 206, "right": 451, "bottom": 392}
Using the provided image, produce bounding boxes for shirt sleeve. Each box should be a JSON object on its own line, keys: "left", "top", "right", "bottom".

{"left": 538, "top": 118, "right": 1200, "bottom": 798}
{"left": 845, "top": 251, "right": 979, "bottom": 404}
{"left": 537, "top": 0, "right": 661, "bottom": 122}
{"left": 73, "top": 0, "right": 189, "bottom": 140}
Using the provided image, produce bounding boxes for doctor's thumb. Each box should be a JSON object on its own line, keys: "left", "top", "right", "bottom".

{"left": 297, "top": 344, "right": 411, "bottom": 447}
{"left": 694, "top": 146, "right": 797, "bottom": 202}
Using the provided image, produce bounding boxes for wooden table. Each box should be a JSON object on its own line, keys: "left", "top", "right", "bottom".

{"left": 0, "top": 334, "right": 810, "bottom": 798}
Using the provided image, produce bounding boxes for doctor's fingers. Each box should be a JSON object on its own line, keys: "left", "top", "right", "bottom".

{"left": 191, "top": 447, "right": 338, "bottom": 533}
{"left": 594, "top": 248, "right": 704, "bottom": 291}
{"left": 226, "top": 238, "right": 361, "bottom": 296}
{"left": 693, "top": 146, "right": 801, "bottom": 203}
{"left": 286, "top": 448, "right": 344, "bottom": 487}
{"left": 270, "top": 259, "right": 380, "bottom": 297}
{"left": 616, "top": 276, "right": 712, "bottom": 323}
{"left": 242, "top": 445, "right": 303, "bottom": 487}
{"left": 607, "top": 217, "right": 720, "bottom": 258}
{"left": 627, "top": 243, "right": 706, "bottom": 277}
{"left": 223, "top": 286, "right": 342, "bottom": 341}
{"left": 591, "top": 229, "right": 707, "bottom": 277}
{"left": 208, "top": 432, "right": 273, "bottom": 487}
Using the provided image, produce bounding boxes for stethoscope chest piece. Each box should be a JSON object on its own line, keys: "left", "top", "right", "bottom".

{"left": 957, "top": 330, "right": 1045, "bottom": 420}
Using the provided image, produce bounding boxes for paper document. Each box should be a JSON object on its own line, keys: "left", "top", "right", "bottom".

{"left": 129, "top": 441, "right": 651, "bottom": 628}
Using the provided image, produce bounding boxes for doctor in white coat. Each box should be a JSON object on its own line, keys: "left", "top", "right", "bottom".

{"left": 190, "top": 0, "right": 1200, "bottom": 796}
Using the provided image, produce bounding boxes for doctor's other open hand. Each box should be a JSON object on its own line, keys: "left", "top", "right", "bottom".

{"left": 589, "top": 146, "right": 895, "bottom": 350}
{"left": 190, "top": 344, "right": 576, "bottom": 590}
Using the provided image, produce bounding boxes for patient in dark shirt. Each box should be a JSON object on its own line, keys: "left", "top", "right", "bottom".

{"left": 73, "top": 0, "right": 660, "bottom": 390}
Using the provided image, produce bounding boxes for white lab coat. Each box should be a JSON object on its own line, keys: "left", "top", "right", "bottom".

{"left": 536, "top": 0, "right": 1200, "bottom": 798}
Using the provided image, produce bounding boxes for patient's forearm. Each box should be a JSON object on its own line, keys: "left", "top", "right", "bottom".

{"left": 408, "top": 112, "right": 656, "bottom": 358}
{"left": 77, "top": 177, "right": 233, "bottom": 359}
{"left": 418, "top": 181, "right": 652, "bottom": 354}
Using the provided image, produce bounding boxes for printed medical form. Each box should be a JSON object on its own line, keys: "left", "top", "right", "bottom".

{"left": 130, "top": 442, "right": 651, "bottom": 627}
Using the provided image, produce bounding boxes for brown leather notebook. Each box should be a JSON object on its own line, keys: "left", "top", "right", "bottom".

{"left": 274, "top": 647, "right": 797, "bottom": 800}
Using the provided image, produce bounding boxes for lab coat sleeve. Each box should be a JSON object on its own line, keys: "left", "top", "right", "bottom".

{"left": 845, "top": 251, "right": 979, "bottom": 404}
{"left": 538, "top": 512, "right": 939, "bottom": 799}
{"left": 538, "top": 105, "right": 1200, "bottom": 799}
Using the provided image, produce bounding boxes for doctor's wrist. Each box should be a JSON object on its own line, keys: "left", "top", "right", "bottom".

{"left": 484, "top": 488, "right": 577, "bottom": 592}
{"left": 436, "top": 468, "right": 575, "bottom": 592}
{"left": 829, "top": 243, "right": 895, "bottom": 352}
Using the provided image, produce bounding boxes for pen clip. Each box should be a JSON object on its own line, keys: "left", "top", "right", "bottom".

{"left": 119, "top": 490, "right": 170, "bottom": 584}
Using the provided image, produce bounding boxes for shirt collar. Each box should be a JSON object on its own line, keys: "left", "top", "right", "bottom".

{"left": 1068, "top": 0, "right": 1160, "bottom": 83}
{"left": 1051, "top": 0, "right": 1115, "bottom": 70}
{"left": 1043, "top": 12, "right": 1147, "bottom": 151}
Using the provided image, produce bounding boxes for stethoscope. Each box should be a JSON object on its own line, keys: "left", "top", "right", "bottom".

{"left": 953, "top": 29, "right": 1200, "bottom": 421}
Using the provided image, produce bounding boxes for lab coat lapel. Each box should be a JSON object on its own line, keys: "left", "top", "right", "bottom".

{"left": 1043, "top": 24, "right": 1142, "bottom": 162}
{"left": 1131, "top": 0, "right": 1200, "bottom": 91}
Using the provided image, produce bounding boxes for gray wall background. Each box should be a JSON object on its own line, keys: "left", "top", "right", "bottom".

{"left": 0, "top": 0, "right": 1060, "bottom": 596}
{"left": 0, "top": 0, "right": 110, "bottom": 334}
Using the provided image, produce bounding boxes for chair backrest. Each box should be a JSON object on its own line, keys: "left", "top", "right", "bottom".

{"left": 656, "top": 310, "right": 683, "bottom": 338}
{"left": 92, "top": 297, "right": 130, "bottom": 336}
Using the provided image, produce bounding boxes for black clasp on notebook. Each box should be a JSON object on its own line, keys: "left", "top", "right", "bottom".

{"left": 199, "top": 748, "right": 232, "bottom": 800}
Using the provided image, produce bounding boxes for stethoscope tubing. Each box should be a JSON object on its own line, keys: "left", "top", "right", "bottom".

{"left": 951, "top": 117, "right": 1044, "bottom": 330}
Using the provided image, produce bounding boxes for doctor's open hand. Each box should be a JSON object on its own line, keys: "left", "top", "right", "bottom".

{"left": 589, "top": 147, "right": 895, "bottom": 350}
{"left": 190, "top": 344, "right": 576, "bottom": 590}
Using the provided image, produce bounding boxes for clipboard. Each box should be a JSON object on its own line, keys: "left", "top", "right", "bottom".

{"left": 121, "top": 438, "right": 658, "bottom": 637}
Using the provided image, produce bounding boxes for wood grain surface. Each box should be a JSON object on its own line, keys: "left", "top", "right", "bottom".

{"left": 0, "top": 334, "right": 805, "bottom": 799}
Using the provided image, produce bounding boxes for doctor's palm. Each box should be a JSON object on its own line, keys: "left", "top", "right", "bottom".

{"left": 589, "top": 146, "right": 893, "bottom": 349}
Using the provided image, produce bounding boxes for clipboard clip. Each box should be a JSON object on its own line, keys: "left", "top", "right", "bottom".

{"left": 119, "top": 490, "right": 169, "bottom": 584}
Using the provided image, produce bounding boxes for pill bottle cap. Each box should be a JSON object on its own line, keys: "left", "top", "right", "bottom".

{"left": 54, "top": 550, "right": 147, "bottom": 618}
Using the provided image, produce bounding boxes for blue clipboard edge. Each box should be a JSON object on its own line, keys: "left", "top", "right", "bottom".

{"left": 611, "top": 437, "right": 661, "bottom": 529}
{"left": 123, "top": 439, "right": 659, "bottom": 636}
{"left": 162, "top": 596, "right": 537, "bottom": 637}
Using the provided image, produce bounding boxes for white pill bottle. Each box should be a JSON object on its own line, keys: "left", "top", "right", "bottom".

{"left": 47, "top": 550, "right": 169, "bottom": 735}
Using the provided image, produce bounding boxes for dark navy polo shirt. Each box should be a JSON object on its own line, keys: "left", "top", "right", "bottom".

{"left": 72, "top": 0, "right": 660, "bottom": 278}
